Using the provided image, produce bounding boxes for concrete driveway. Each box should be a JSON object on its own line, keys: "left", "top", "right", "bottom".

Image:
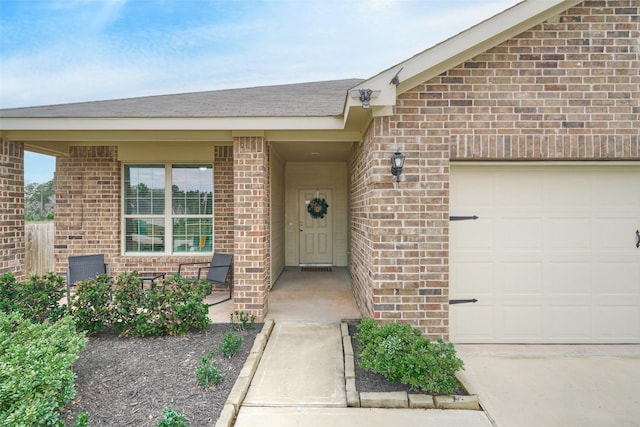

{"left": 456, "top": 345, "right": 640, "bottom": 427}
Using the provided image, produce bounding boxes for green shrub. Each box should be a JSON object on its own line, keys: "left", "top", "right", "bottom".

{"left": 157, "top": 407, "right": 189, "bottom": 427}
{"left": 195, "top": 351, "right": 223, "bottom": 388}
{"left": 73, "top": 412, "right": 90, "bottom": 427}
{"left": 230, "top": 310, "right": 255, "bottom": 331}
{"left": 0, "top": 273, "right": 18, "bottom": 314}
{"left": 0, "top": 312, "right": 87, "bottom": 426}
{"left": 354, "top": 318, "right": 464, "bottom": 394}
{"left": 70, "top": 275, "right": 112, "bottom": 334}
{"left": 111, "top": 272, "right": 210, "bottom": 337}
{"left": 220, "top": 330, "right": 243, "bottom": 359}
{"left": 0, "top": 272, "right": 66, "bottom": 323}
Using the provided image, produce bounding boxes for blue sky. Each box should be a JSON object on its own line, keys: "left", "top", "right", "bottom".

{"left": 1, "top": 0, "right": 520, "bottom": 183}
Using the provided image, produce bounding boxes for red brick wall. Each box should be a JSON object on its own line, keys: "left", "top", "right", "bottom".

{"left": 55, "top": 145, "right": 235, "bottom": 279}
{"left": 350, "top": 115, "right": 449, "bottom": 339}
{"left": 0, "top": 139, "right": 25, "bottom": 279}
{"left": 54, "top": 146, "right": 121, "bottom": 275}
{"left": 441, "top": 1, "right": 639, "bottom": 159}
{"left": 350, "top": 0, "right": 639, "bottom": 339}
{"left": 233, "top": 137, "right": 270, "bottom": 320}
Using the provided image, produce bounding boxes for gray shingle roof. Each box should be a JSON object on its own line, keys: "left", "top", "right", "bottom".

{"left": 0, "top": 79, "right": 364, "bottom": 118}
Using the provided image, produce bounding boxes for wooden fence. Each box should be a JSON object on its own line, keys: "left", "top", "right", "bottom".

{"left": 25, "top": 222, "right": 54, "bottom": 275}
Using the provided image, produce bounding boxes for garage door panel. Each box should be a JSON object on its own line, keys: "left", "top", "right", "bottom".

{"left": 451, "top": 218, "right": 494, "bottom": 250}
{"left": 597, "top": 218, "right": 639, "bottom": 250}
{"left": 502, "top": 306, "right": 543, "bottom": 338}
{"left": 548, "top": 218, "right": 591, "bottom": 250}
{"left": 495, "top": 174, "right": 542, "bottom": 206}
{"left": 545, "top": 173, "right": 591, "bottom": 206}
{"left": 453, "top": 262, "right": 494, "bottom": 294}
{"left": 451, "top": 164, "right": 640, "bottom": 343}
{"left": 500, "top": 218, "right": 542, "bottom": 250}
{"left": 594, "top": 262, "right": 640, "bottom": 294}
{"left": 594, "top": 306, "right": 640, "bottom": 338}
{"left": 501, "top": 262, "right": 542, "bottom": 294}
{"left": 450, "top": 305, "right": 495, "bottom": 339}
{"left": 593, "top": 173, "right": 640, "bottom": 207}
{"left": 549, "top": 306, "right": 591, "bottom": 339}
{"left": 547, "top": 262, "right": 592, "bottom": 294}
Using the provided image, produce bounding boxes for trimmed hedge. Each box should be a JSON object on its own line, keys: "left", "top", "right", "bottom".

{"left": 71, "top": 272, "right": 212, "bottom": 336}
{"left": 354, "top": 318, "right": 464, "bottom": 395}
{"left": 0, "top": 272, "right": 66, "bottom": 324}
{"left": 0, "top": 312, "right": 87, "bottom": 426}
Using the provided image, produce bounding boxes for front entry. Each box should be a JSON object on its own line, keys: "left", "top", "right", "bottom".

{"left": 299, "top": 189, "right": 332, "bottom": 265}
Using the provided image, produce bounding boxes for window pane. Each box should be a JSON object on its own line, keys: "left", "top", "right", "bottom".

{"left": 172, "top": 165, "right": 212, "bottom": 215}
{"left": 125, "top": 165, "right": 165, "bottom": 215}
{"left": 125, "top": 218, "right": 165, "bottom": 252}
{"left": 173, "top": 218, "right": 212, "bottom": 253}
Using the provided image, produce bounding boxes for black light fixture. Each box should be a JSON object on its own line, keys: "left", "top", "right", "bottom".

{"left": 390, "top": 151, "right": 405, "bottom": 183}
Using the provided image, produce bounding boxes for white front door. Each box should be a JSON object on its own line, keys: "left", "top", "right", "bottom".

{"left": 450, "top": 164, "right": 640, "bottom": 343}
{"left": 299, "top": 189, "right": 332, "bottom": 265}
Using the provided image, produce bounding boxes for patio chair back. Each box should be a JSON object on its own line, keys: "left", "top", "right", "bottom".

{"left": 205, "top": 253, "right": 233, "bottom": 285}
{"left": 66, "top": 254, "right": 109, "bottom": 302}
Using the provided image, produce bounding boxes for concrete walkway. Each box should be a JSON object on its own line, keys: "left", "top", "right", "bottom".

{"left": 243, "top": 322, "right": 346, "bottom": 407}
{"left": 233, "top": 322, "right": 493, "bottom": 427}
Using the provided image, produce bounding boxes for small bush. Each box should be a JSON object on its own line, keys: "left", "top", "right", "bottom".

{"left": 0, "top": 273, "right": 18, "bottom": 314}
{"left": 195, "top": 351, "right": 223, "bottom": 388}
{"left": 70, "top": 275, "right": 112, "bottom": 334}
{"left": 111, "top": 272, "right": 210, "bottom": 337}
{"left": 230, "top": 310, "right": 255, "bottom": 331}
{"left": 74, "top": 412, "right": 90, "bottom": 427}
{"left": 220, "top": 330, "right": 243, "bottom": 359}
{"left": 0, "top": 272, "right": 66, "bottom": 323}
{"left": 157, "top": 407, "right": 189, "bottom": 427}
{"left": 0, "top": 312, "right": 87, "bottom": 426}
{"left": 354, "top": 318, "right": 464, "bottom": 395}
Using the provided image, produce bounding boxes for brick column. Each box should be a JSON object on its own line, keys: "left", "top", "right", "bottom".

{"left": 0, "top": 139, "right": 25, "bottom": 280}
{"left": 233, "top": 136, "right": 270, "bottom": 320}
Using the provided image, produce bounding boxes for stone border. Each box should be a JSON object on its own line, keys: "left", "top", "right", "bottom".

{"left": 215, "top": 319, "right": 275, "bottom": 427}
{"left": 341, "top": 321, "right": 480, "bottom": 410}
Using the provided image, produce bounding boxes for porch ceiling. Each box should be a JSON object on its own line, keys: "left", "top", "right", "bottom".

{"left": 272, "top": 141, "right": 353, "bottom": 162}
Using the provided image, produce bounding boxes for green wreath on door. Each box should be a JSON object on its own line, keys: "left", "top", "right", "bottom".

{"left": 307, "top": 197, "right": 329, "bottom": 219}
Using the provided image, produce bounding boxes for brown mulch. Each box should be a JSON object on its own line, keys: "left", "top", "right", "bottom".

{"left": 62, "top": 324, "right": 260, "bottom": 427}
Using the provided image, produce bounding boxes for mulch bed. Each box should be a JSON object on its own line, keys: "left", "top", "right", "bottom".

{"left": 62, "top": 324, "right": 260, "bottom": 427}
{"left": 62, "top": 321, "right": 463, "bottom": 426}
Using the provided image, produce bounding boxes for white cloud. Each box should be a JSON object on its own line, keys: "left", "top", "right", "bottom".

{"left": 0, "top": 0, "right": 521, "bottom": 108}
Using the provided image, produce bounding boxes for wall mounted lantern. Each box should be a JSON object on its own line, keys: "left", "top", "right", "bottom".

{"left": 390, "top": 151, "right": 405, "bottom": 183}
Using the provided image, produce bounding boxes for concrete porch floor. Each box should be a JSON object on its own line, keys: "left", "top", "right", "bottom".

{"left": 207, "top": 266, "right": 362, "bottom": 323}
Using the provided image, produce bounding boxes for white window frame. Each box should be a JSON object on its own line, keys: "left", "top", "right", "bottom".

{"left": 122, "top": 163, "right": 214, "bottom": 256}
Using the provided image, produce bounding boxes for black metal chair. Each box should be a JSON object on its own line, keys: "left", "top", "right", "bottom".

{"left": 177, "top": 253, "right": 233, "bottom": 306}
{"left": 66, "top": 254, "right": 110, "bottom": 302}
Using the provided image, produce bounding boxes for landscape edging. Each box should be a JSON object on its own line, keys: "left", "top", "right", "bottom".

{"left": 341, "top": 321, "right": 480, "bottom": 411}
{"left": 215, "top": 319, "right": 275, "bottom": 427}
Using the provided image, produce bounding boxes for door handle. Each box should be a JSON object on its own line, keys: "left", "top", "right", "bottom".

{"left": 636, "top": 230, "right": 639, "bottom": 248}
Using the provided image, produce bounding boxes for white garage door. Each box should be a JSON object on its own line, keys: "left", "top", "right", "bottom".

{"left": 450, "top": 164, "right": 640, "bottom": 343}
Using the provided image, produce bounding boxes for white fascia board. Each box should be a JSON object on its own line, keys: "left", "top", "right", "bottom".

{"left": 0, "top": 116, "right": 347, "bottom": 132}
{"left": 352, "top": 0, "right": 582, "bottom": 100}
{"left": 3, "top": 126, "right": 362, "bottom": 145}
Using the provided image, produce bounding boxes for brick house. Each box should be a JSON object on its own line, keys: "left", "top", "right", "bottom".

{"left": 1, "top": 0, "right": 638, "bottom": 343}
